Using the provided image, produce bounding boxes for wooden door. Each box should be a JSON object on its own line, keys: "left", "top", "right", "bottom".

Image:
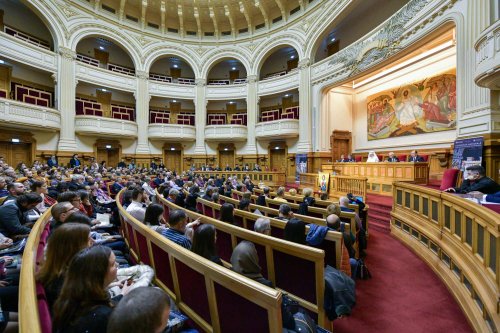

{"left": 330, "top": 130, "right": 352, "bottom": 162}
{"left": 270, "top": 149, "right": 286, "bottom": 172}
{"left": 0, "top": 142, "right": 9, "bottom": 162}
{"left": 11, "top": 143, "right": 31, "bottom": 167}
{"left": 108, "top": 149, "right": 119, "bottom": 167}
{"left": 219, "top": 150, "right": 234, "bottom": 169}
{"left": 97, "top": 148, "right": 108, "bottom": 165}
{"left": 165, "top": 150, "right": 182, "bottom": 171}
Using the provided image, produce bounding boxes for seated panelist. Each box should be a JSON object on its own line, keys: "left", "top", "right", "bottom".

{"left": 386, "top": 152, "right": 399, "bottom": 162}
{"left": 445, "top": 165, "right": 500, "bottom": 194}
{"left": 408, "top": 150, "right": 424, "bottom": 162}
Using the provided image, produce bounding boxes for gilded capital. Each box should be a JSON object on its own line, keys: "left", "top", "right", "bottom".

{"left": 58, "top": 47, "right": 77, "bottom": 60}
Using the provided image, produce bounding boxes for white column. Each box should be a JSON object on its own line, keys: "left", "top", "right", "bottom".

{"left": 56, "top": 47, "right": 78, "bottom": 151}
{"left": 458, "top": 0, "right": 498, "bottom": 137}
{"left": 194, "top": 78, "right": 207, "bottom": 155}
{"left": 245, "top": 75, "right": 258, "bottom": 154}
{"left": 135, "top": 71, "right": 151, "bottom": 154}
{"left": 297, "top": 58, "right": 312, "bottom": 153}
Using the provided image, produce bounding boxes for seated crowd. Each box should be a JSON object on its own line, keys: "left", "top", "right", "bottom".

{"left": 0, "top": 155, "right": 497, "bottom": 332}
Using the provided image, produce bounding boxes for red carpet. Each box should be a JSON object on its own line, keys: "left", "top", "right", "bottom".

{"left": 366, "top": 194, "right": 393, "bottom": 233}
{"left": 333, "top": 229, "right": 473, "bottom": 333}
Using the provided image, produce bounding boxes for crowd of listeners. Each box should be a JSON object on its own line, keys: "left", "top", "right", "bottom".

{"left": 0, "top": 154, "right": 497, "bottom": 332}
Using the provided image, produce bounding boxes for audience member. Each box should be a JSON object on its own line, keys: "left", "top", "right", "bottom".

{"left": 126, "top": 187, "right": 150, "bottom": 222}
{"left": 0, "top": 177, "right": 8, "bottom": 198}
{"left": 0, "top": 193, "right": 42, "bottom": 237}
{"left": 256, "top": 187, "right": 269, "bottom": 206}
{"left": 274, "top": 187, "right": 287, "bottom": 202}
{"left": 284, "top": 218, "right": 306, "bottom": 245}
{"left": 37, "top": 223, "right": 92, "bottom": 311}
{"left": 50, "top": 202, "right": 80, "bottom": 231}
{"left": 4, "top": 182, "right": 25, "bottom": 204}
{"left": 192, "top": 224, "right": 223, "bottom": 265}
{"left": 220, "top": 203, "right": 236, "bottom": 225}
{"left": 231, "top": 241, "right": 272, "bottom": 287}
{"left": 288, "top": 188, "right": 297, "bottom": 196}
{"left": 106, "top": 287, "right": 170, "bottom": 333}
{"left": 53, "top": 246, "right": 130, "bottom": 333}
{"left": 254, "top": 218, "right": 271, "bottom": 235}
{"left": 277, "top": 204, "right": 293, "bottom": 221}
{"left": 238, "top": 198, "right": 251, "bottom": 211}
{"left": 161, "top": 210, "right": 199, "bottom": 249}
{"left": 143, "top": 204, "right": 168, "bottom": 233}
{"left": 446, "top": 165, "right": 500, "bottom": 194}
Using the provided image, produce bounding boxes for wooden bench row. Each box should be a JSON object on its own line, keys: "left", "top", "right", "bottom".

{"left": 155, "top": 191, "right": 332, "bottom": 328}
{"left": 117, "top": 191, "right": 285, "bottom": 332}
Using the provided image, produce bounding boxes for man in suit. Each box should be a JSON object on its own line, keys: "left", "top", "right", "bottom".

{"left": 408, "top": 150, "right": 424, "bottom": 162}
{"left": 69, "top": 154, "right": 81, "bottom": 168}
{"left": 253, "top": 164, "right": 262, "bottom": 171}
{"left": 485, "top": 191, "right": 500, "bottom": 203}
{"left": 225, "top": 164, "right": 232, "bottom": 171}
{"left": 446, "top": 165, "right": 500, "bottom": 194}
{"left": 150, "top": 160, "right": 158, "bottom": 170}
{"left": 117, "top": 159, "right": 127, "bottom": 168}
{"left": 243, "top": 164, "right": 250, "bottom": 171}
{"left": 47, "top": 155, "right": 58, "bottom": 168}
{"left": 386, "top": 152, "right": 400, "bottom": 162}
{"left": 234, "top": 164, "right": 241, "bottom": 171}
{"left": 338, "top": 154, "right": 350, "bottom": 162}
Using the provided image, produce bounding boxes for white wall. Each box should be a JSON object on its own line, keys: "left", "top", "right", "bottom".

{"left": 351, "top": 46, "right": 457, "bottom": 152}
{"left": 207, "top": 60, "right": 247, "bottom": 80}
{"left": 32, "top": 131, "right": 58, "bottom": 151}
{"left": 76, "top": 38, "right": 135, "bottom": 69}
{"left": 149, "top": 57, "right": 195, "bottom": 78}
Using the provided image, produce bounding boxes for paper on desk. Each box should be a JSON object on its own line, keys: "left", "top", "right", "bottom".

{"left": 96, "top": 213, "right": 111, "bottom": 226}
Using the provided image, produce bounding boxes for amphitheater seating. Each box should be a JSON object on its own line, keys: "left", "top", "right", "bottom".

{"left": 117, "top": 192, "right": 286, "bottom": 332}
{"left": 260, "top": 109, "right": 281, "bottom": 122}
{"left": 75, "top": 98, "right": 103, "bottom": 116}
{"left": 12, "top": 82, "right": 53, "bottom": 107}
{"left": 230, "top": 113, "right": 247, "bottom": 125}
{"left": 149, "top": 73, "right": 172, "bottom": 83}
{"left": 207, "top": 113, "right": 227, "bottom": 125}
{"left": 107, "top": 63, "right": 135, "bottom": 76}
{"left": 280, "top": 106, "right": 299, "bottom": 119}
{"left": 111, "top": 104, "right": 135, "bottom": 121}
{"left": 439, "top": 168, "right": 461, "bottom": 191}
{"left": 156, "top": 192, "right": 329, "bottom": 327}
{"left": 4, "top": 25, "right": 50, "bottom": 50}
{"left": 76, "top": 54, "right": 99, "bottom": 67}
{"left": 177, "top": 113, "right": 195, "bottom": 125}
{"left": 149, "top": 109, "right": 170, "bottom": 124}
{"left": 196, "top": 197, "right": 345, "bottom": 270}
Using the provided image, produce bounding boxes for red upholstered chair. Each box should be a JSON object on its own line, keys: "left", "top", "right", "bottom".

{"left": 420, "top": 154, "right": 429, "bottom": 162}
{"left": 439, "top": 169, "right": 460, "bottom": 191}
{"left": 354, "top": 156, "right": 362, "bottom": 162}
{"left": 397, "top": 155, "right": 407, "bottom": 162}
{"left": 36, "top": 282, "right": 53, "bottom": 333}
{"left": 377, "top": 155, "right": 383, "bottom": 161}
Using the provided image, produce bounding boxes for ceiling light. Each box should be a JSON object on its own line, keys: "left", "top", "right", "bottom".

{"left": 275, "top": 146, "right": 280, "bottom": 150}
{"left": 101, "top": 88, "right": 107, "bottom": 92}
{"left": 331, "top": 37, "right": 336, "bottom": 42}
{"left": 99, "top": 46, "right": 104, "bottom": 50}
{"left": 290, "top": 55, "right": 295, "bottom": 59}
{"left": 0, "top": 60, "right": 4, "bottom": 64}
{"left": 172, "top": 100, "right": 177, "bottom": 103}
{"left": 105, "top": 145, "right": 112, "bottom": 149}
{"left": 170, "top": 147, "right": 176, "bottom": 151}
{"left": 11, "top": 138, "right": 20, "bottom": 143}
{"left": 173, "top": 64, "right": 178, "bottom": 68}
{"left": 284, "top": 94, "right": 290, "bottom": 97}
{"left": 232, "top": 67, "right": 236, "bottom": 70}
{"left": 224, "top": 148, "right": 228, "bottom": 151}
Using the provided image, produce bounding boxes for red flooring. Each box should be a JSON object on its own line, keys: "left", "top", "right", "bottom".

{"left": 333, "top": 228, "right": 473, "bottom": 333}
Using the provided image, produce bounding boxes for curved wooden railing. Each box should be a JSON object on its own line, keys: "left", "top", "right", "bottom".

{"left": 117, "top": 191, "right": 284, "bottom": 332}
{"left": 19, "top": 208, "right": 53, "bottom": 333}
{"left": 194, "top": 171, "right": 286, "bottom": 187}
{"left": 391, "top": 182, "right": 499, "bottom": 333}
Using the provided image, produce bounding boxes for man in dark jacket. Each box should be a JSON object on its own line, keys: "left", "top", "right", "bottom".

{"left": 0, "top": 193, "right": 42, "bottom": 237}
{"left": 69, "top": 154, "right": 81, "bottom": 168}
{"left": 408, "top": 150, "right": 424, "bottom": 162}
{"left": 256, "top": 187, "right": 269, "bottom": 206}
{"left": 447, "top": 165, "right": 500, "bottom": 194}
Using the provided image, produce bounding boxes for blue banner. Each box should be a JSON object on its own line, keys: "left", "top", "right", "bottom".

{"left": 452, "top": 137, "right": 483, "bottom": 170}
{"left": 295, "top": 154, "right": 307, "bottom": 182}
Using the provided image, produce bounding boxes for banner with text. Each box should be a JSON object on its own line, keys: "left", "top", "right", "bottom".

{"left": 295, "top": 154, "right": 308, "bottom": 182}
{"left": 452, "top": 137, "right": 483, "bottom": 178}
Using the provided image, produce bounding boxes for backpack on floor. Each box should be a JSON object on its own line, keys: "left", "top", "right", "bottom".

{"left": 355, "top": 259, "right": 372, "bottom": 280}
{"left": 282, "top": 294, "right": 317, "bottom": 333}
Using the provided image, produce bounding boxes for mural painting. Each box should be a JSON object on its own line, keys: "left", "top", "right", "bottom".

{"left": 367, "top": 69, "right": 456, "bottom": 140}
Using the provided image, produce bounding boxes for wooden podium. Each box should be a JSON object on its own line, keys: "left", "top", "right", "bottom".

{"left": 322, "top": 162, "right": 429, "bottom": 196}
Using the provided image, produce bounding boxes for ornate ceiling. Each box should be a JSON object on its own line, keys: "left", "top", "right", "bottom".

{"left": 85, "top": 0, "right": 307, "bottom": 38}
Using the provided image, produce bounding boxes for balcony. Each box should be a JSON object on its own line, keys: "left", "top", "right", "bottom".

{"left": 75, "top": 62, "right": 136, "bottom": 92}
{"left": 149, "top": 81, "right": 196, "bottom": 99}
{"left": 204, "top": 125, "right": 248, "bottom": 141}
{"left": 206, "top": 84, "right": 247, "bottom": 99}
{"left": 255, "top": 119, "right": 299, "bottom": 139}
{"left": 0, "top": 98, "right": 60, "bottom": 130}
{"left": 474, "top": 20, "right": 500, "bottom": 89}
{"left": 75, "top": 116, "right": 137, "bottom": 138}
{"left": 257, "top": 71, "right": 299, "bottom": 96}
{"left": 0, "top": 31, "right": 57, "bottom": 72}
{"left": 148, "top": 123, "right": 196, "bottom": 141}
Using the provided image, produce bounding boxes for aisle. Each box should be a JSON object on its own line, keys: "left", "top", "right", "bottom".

{"left": 333, "top": 229, "right": 473, "bottom": 333}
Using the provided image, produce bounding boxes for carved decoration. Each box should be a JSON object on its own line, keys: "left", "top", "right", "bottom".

{"left": 136, "top": 70, "right": 149, "bottom": 80}
{"left": 58, "top": 47, "right": 76, "bottom": 60}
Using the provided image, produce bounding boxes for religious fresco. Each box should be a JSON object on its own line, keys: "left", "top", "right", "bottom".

{"left": 367, "top": 69, "right": 456, "bottom": 141}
